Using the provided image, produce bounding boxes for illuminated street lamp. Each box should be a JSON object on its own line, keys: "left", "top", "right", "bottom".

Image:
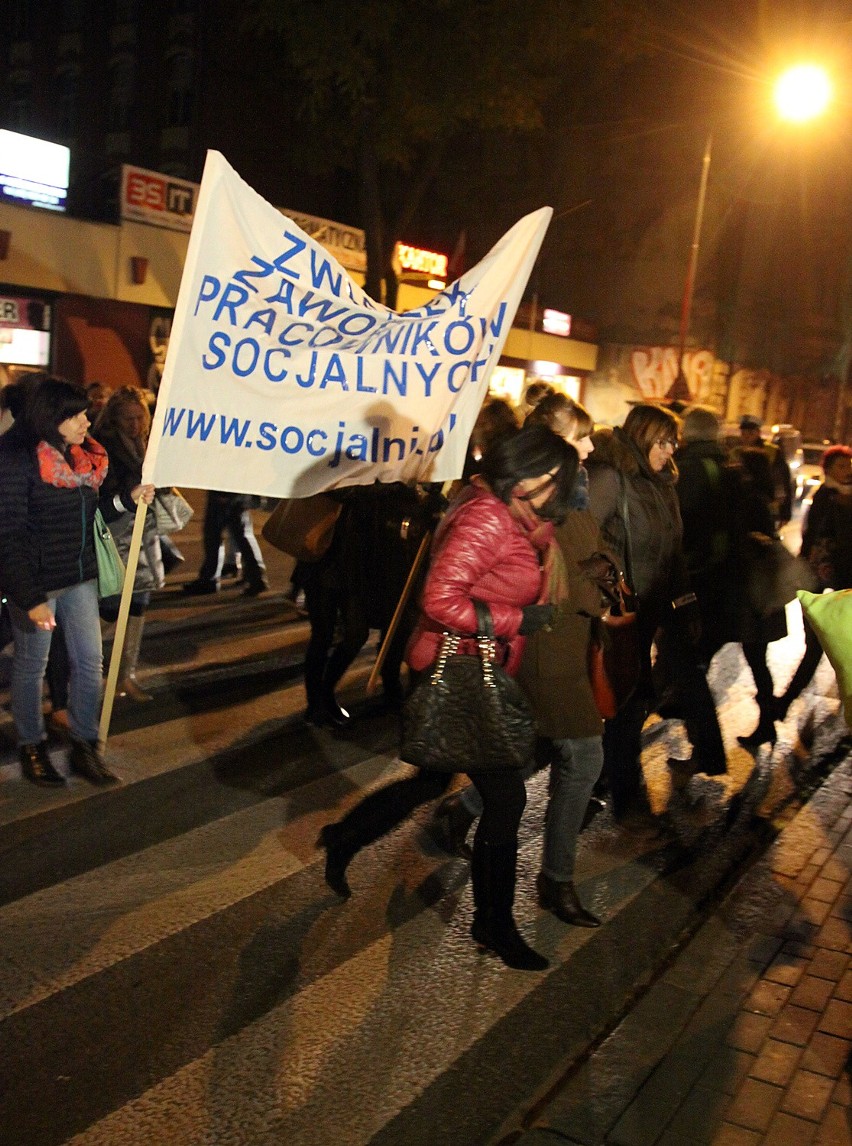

{"left": 676, "top": 62, "right": 832, "bottom": 392}
{"left": 774, "top": 63, "right": 832, "bottom": 123}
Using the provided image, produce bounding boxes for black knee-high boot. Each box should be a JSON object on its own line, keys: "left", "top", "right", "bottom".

{"left": 470, "top": 837, "right": 548, "bottom": 972}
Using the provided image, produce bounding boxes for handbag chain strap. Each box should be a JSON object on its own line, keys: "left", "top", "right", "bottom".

{"left": 429, "top": 598, "right": 499, "bottom": 688}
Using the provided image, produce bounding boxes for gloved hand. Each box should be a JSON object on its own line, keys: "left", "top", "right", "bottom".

{"left": 578, "top": 551, "right": 621, "bottom": 609}
{"left": 519, "top": 603, "right": 556, "bottom": 635}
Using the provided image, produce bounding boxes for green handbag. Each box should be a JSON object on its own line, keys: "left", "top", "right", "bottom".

{"left": 93, "top": 509, "right": 126, "bottom": 598}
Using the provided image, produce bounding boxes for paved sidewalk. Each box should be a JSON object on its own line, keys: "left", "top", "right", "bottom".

{"left": 511, "top": 755, "right": 852, "bottom": 1146}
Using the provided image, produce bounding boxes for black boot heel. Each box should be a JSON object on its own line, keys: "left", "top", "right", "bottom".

{"left": 316, "top": 825, "right": 353, "bottom": 899}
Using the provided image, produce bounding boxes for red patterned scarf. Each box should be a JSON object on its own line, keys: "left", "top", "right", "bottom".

{"left": 36, "top": 437, "right": 108, "bottom": 490}
{"left": 507, "top": 493, "right": 570, "bottom": 606}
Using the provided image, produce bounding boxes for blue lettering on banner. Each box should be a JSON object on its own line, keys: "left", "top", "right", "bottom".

{"left": 213, "top": 282, "right": 250, "bottom": 325}
{"left": 162, "top": 406, "right": 460, "bottom": 471}
{"left": 274, "top": 232, "right": 308, "bottom": 279}
{"left": 194, "top": 275, "right": 221, "bottom": 315}
{"left": 233, "top": 256, "right": 276, "bottom": 293}
{"left": 186, "top": 410, "right": 216, "bottom": 441}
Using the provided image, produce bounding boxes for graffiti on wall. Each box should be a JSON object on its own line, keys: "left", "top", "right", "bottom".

{"left": 629, "top": 347, "right": 715, "bottom": 401}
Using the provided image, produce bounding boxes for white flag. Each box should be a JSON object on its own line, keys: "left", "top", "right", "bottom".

{"left": 144, "top": 151, "right": 551, "bottom": 497}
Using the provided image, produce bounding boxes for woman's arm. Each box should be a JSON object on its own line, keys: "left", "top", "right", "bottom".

{"left": 587, "top": 466, "right": 626, "bottom": 567}
{"left": 0, "top": 449, "right": 49, "bottom": 613}
{"left": 421, "top": 499, "right": 525, "bottom": 638}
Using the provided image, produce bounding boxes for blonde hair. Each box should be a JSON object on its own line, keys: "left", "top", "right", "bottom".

{"left": 526, "top": 392, "right": 593, "bottom": 440}
{"left": 94, "top": 386, "right": 151, "bottom": 444}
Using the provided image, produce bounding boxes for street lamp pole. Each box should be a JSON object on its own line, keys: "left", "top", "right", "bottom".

{"left": 676, "top": 131, "right": 713, "bottom": 387}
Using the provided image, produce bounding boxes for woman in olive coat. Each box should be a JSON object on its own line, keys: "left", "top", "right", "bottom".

{"left": 516, "top": 395, "right": 610, "bottom": 926}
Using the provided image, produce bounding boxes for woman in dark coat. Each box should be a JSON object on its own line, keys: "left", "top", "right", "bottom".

{"left": 734, "top": 447, "right": 789, "bottom": 748}
{"left": 0, "top": 375, "right": 130, "bottom": 787}
{"left": 587, "top": 404, "right": 726, "bottom": 826}
{"left": 317, "top": 424, "right": 578, "bottom": 970}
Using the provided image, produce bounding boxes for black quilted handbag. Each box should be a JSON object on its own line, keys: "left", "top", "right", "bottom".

{"left": 400, "top": 601, "right": 535, "bottom": 773}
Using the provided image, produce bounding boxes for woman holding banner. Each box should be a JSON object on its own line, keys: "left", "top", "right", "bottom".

{"left": 317, "top": 423, "right": 578, "bottom": 971}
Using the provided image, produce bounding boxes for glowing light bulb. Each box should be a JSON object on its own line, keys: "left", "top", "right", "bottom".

{"left": 774, "top": 64, "right": 832, "bottom": 123}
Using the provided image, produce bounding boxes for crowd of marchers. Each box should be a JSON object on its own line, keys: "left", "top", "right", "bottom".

{"left": 1, "top": 372, "right": 849, "bottom": 972}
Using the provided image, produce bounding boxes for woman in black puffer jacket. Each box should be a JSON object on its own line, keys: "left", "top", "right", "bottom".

{"left": 0, "top": 374, "right": 151, "bottom": 788}
{"left": 587, "top": 404, "right": 726, "bottom": 828}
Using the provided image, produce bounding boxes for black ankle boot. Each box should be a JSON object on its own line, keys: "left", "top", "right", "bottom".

{"left": 316, "top": 824, "right": 355, "bottom": 899}
{"left": 471, "top": 914, "right": 550, "bottom": 970}
{"left": 536, "top": 873, "right": 600, "bottom": 928}
{"left": 19, "top": 742, "right": 66, "bottom": 788}
{"left": 68, "top": 738, "right": 119, "bottom": 785}
{"left": 431, "top": 791, "right": 476, "bottom": 859}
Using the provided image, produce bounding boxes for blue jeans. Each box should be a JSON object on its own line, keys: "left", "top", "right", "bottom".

{"left": 459, "top": 735, "right": 603, "bottom": 881}
{"left": 542, "top": 736, "right": 603, "bottom": 881}
{"left": 9, "top": 579, "right": 103, "bottom": 745}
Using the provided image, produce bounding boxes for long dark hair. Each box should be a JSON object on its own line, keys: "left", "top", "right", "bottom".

{"left": 15, "top": 373, "right": 89, "bottom": 450}
{"left": 480, "top": 422, "right": 578, "bottom": 521}
{"left": 622, "top": 403, "right": 680, "bottom": 457}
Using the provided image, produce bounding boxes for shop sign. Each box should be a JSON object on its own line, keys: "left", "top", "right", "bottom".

{"left": 0, "top": 129, "right": 69, "bottom": 212}
{"left": 120, "top": 164, "right": 198, "bottom": 232}
{"left": 396, "top": 243, "right": 448, "bottom": 279}
{"left": 0, "top": 295, "right": 51, "bottom": 366}
{"left": 280, "top": 209, "right": 366, "bottom": 274}
{"left": 542, "top": 308, "right": 571, "bottom": 337}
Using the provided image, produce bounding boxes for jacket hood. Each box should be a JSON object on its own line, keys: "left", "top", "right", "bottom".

{"left": 589, "top": 425, "right": 677, "bottom": 485}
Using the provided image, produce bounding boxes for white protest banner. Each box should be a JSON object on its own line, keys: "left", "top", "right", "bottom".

{"left": 144, "top": 151, "right": 551, "bottom": 496}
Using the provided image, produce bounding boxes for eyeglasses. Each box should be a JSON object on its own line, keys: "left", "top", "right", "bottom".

{"left": 654, "top": 438, "right": 678, "bottom": 452}
{"left": 516, "top": 471, "right": 559, "bottom": 502}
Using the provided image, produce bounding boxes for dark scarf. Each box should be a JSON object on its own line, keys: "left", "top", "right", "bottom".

{"left": 570, "top": 465, "right": 590, "bottom": 510}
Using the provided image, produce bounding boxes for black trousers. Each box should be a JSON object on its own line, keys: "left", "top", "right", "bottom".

{"left": 302, "top": 566, "right": 413, "bottom": 708}
{"left": 603, "top": 607, "right": 725, "bottom": 816}
{"left": 332, "top": 765, "right": 526, "bottom": 854}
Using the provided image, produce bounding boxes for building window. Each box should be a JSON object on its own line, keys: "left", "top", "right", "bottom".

{"left": 165, "top": 50, "right": 194, "bottom": 128}
{"left": 108, "top": 54, "right": 134, "bottom": 132}
{"left": 56, "top": 65, "right": 80, "bottom": 138}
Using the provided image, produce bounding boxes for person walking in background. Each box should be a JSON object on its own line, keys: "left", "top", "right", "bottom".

{"left": 587, "top": 404, "right": 726, "bottom": 826}
{"left": 773, "top": 444, "right": 852, "bottom": 719}
{"left": 0, "top": 374, "right": 127, "bottom": 787}
{"left": 317, "top": 424, "right": 578, "bottom": 970}
{"left": 301, "top": 482, "right": 435, "bottom": 726}
{"left": 735, "top": 414, "right": 793, "bottom": 527}
{"left": 183, "top": 490, "right": 269, "bottom": 597}
{"left": 733, "top": 447, "right": 789, "bottom": 750}
{"left": 673, "top": 405, "right": 741, "bottom": 666}
{"left": 94, "top": 387, "right": 158, "bottom": 701}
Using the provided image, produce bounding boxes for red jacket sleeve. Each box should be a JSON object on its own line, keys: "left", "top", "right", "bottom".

{"left": 420, "top": 495, "right": 526, "bottom": 639}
